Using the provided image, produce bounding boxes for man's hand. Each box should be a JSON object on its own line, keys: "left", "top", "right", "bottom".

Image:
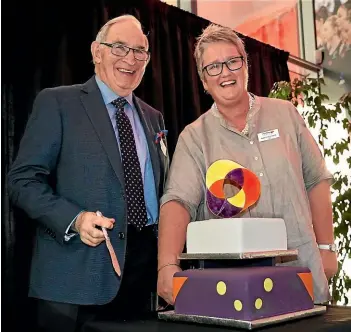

{"left": 75, "top": 211, "right": 115, "bottom": 247}
{"left": 157, "top": 264, "right": 182, "bottom": 305}
{"left": 319, "top": 249, "right": 338, "bottom": 279}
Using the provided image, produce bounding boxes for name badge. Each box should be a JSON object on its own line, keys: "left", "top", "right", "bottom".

{"left": 160, "top": 139, "right": 167, "bottom": 156}
{"left": 257, "top": 129, "right": 279, "bottom": 142}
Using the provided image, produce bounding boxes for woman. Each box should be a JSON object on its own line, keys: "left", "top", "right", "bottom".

{"left": 157, "top": 23, "right": 338, "bottom": 305}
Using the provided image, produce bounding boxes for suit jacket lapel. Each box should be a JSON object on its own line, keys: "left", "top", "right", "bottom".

{"left": 80, "top": 77, "right": 125, "bottom": 189}
{"left": 133, "top": 96, "right": 161, "bottom": 198}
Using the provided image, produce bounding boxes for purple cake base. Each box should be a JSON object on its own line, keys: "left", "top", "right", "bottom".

{"left": 174, "top": 266, "right": 314, "bottom": 321}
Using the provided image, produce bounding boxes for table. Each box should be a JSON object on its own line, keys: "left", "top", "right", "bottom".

{"left": 83, "top": 305, "right": 351, "bottom": 332}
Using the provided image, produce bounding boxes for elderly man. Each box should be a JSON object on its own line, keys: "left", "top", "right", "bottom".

{"left": 8, "top": 15, "right": 169, "bottom": 331}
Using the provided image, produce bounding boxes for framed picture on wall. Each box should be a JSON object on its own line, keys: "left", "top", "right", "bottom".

{"left": 313, "top": 0, "right": 351, "bottom": 93}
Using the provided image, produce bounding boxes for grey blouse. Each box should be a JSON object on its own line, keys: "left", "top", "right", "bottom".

{"left": 161, "top": 95, "right": 333, "bottom": 303}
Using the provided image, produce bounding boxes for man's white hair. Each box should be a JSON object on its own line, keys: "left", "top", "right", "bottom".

{"left": 95, "top": 15, "right": 149, "bottom": 49}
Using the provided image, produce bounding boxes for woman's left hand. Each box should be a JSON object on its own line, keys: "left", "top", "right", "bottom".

{"left": 319, "top": 249, "right": 338, "bottom": 279}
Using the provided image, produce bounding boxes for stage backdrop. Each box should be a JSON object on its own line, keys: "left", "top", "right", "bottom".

{"left": 2, "top": 0, "right": 290, "bottom": 329}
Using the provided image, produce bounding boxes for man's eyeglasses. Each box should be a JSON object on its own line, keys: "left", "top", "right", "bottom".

{"left": 100, "top": 42, "right": 150, "bottom": 61}
{"left": 202, "top": 56, "right": 244, "bottom": 76}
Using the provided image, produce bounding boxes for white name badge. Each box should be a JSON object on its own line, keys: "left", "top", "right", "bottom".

{"left": 257, "top": 129, "right": 280, "bottom": 142}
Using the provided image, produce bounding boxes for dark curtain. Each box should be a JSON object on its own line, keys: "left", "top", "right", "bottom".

{"left": 2, "top": 0, "right": 290, "bottom": 329}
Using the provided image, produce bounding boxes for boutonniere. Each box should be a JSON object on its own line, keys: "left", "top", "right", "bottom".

{"left": 154, "top": 130, "right": 168, "bottom": 144}
{"left": 155, "top": 130, "right": 168, "bottom": 156}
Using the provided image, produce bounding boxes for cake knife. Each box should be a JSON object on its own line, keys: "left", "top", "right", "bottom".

{"left": 96, "top": 210, "right": 121, "bottom": 277}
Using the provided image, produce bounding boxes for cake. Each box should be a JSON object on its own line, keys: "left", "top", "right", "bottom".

{"left": 173, "top": 266, "right": 314, "bottom": 321}
{"left": 170, "top": 161, "right": 315, "bottom": 323}
{"left": 186, "top": 218, "right": 287, "bottom": 254}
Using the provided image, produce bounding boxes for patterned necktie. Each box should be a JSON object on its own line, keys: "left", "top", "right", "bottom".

{"left": 111, "top": 97, "right": 148, "bottom": 231}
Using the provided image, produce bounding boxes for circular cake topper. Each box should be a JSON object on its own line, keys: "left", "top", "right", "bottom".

{"left": 206, "top": 159, "right": 261, "bottom": 218}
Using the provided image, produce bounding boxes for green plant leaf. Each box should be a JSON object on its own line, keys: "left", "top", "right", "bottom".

{"left": 269, "top": 78, "right": 351, "bottom": 305}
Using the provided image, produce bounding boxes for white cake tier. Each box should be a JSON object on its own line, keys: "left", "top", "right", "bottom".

{"left": 186, "top": 218, "right": 287, "bottom": 254}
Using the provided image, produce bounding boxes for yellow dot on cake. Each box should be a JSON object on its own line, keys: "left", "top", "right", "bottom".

{"left": 264, "top": 278, "right": 273, "bottom": 292}
{"left": 255, "top": 298, "right": 263, "bottom": 309}
{"left": 216, "top": 281, "right": 227, "bottom": 295}
{"left": 233, "top": 300, "right": 243, "bottom": 311}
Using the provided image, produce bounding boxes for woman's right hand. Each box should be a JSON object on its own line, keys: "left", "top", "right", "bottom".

{"left": 157, "top": 264, "right": 182, "bottom": 305}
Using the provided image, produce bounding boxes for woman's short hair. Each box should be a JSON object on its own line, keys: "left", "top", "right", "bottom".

{"left": 194, "top": 23, "right": 248, "bottom": 82}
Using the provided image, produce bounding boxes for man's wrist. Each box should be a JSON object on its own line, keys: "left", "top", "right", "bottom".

{"left": 72, "top": 211, "right": 86, "bottom": 233}
{"left": 71, "top": 221, "right": 78, "bottom": 233}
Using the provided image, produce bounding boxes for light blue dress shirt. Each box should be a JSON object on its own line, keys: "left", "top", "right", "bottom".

{"left": 95, "top": 76, "right": 158, "bottom": 226}
{"left": 65, "top": 77, "right": 159, "bottom": 240}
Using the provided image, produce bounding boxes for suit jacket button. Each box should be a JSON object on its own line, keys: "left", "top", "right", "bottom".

{"left": 118, "top": 232, "right": 125, "bottom": 240}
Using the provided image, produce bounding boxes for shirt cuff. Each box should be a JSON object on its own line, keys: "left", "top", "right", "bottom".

{"left": 305, "top": 173, "right": 334, "bottom": 192}
{"left": 160, "top": 195, "right": 197, "bottom": 221}
{"left": 64, "top": 210, "right": 84, "bottom": 242}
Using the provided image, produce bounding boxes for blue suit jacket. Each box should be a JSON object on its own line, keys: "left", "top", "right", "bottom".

{"left": 7, "top": 76, "right": 169, "bottom": 305}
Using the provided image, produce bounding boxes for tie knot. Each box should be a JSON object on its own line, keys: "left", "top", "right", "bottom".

{"left": 112, "top": 97, "right": 127, "bottom": 110}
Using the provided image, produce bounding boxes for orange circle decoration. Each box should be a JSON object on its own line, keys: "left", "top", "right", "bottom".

{"left": 206, "top": 160, "right": 261, "bottom": 217}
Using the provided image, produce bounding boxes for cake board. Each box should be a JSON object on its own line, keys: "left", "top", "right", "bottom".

{"left": 178, "top": 249, "right": 298, "bottom": 269}
{"left": 158, "top": 305, "right": 327, "bottom": 330}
